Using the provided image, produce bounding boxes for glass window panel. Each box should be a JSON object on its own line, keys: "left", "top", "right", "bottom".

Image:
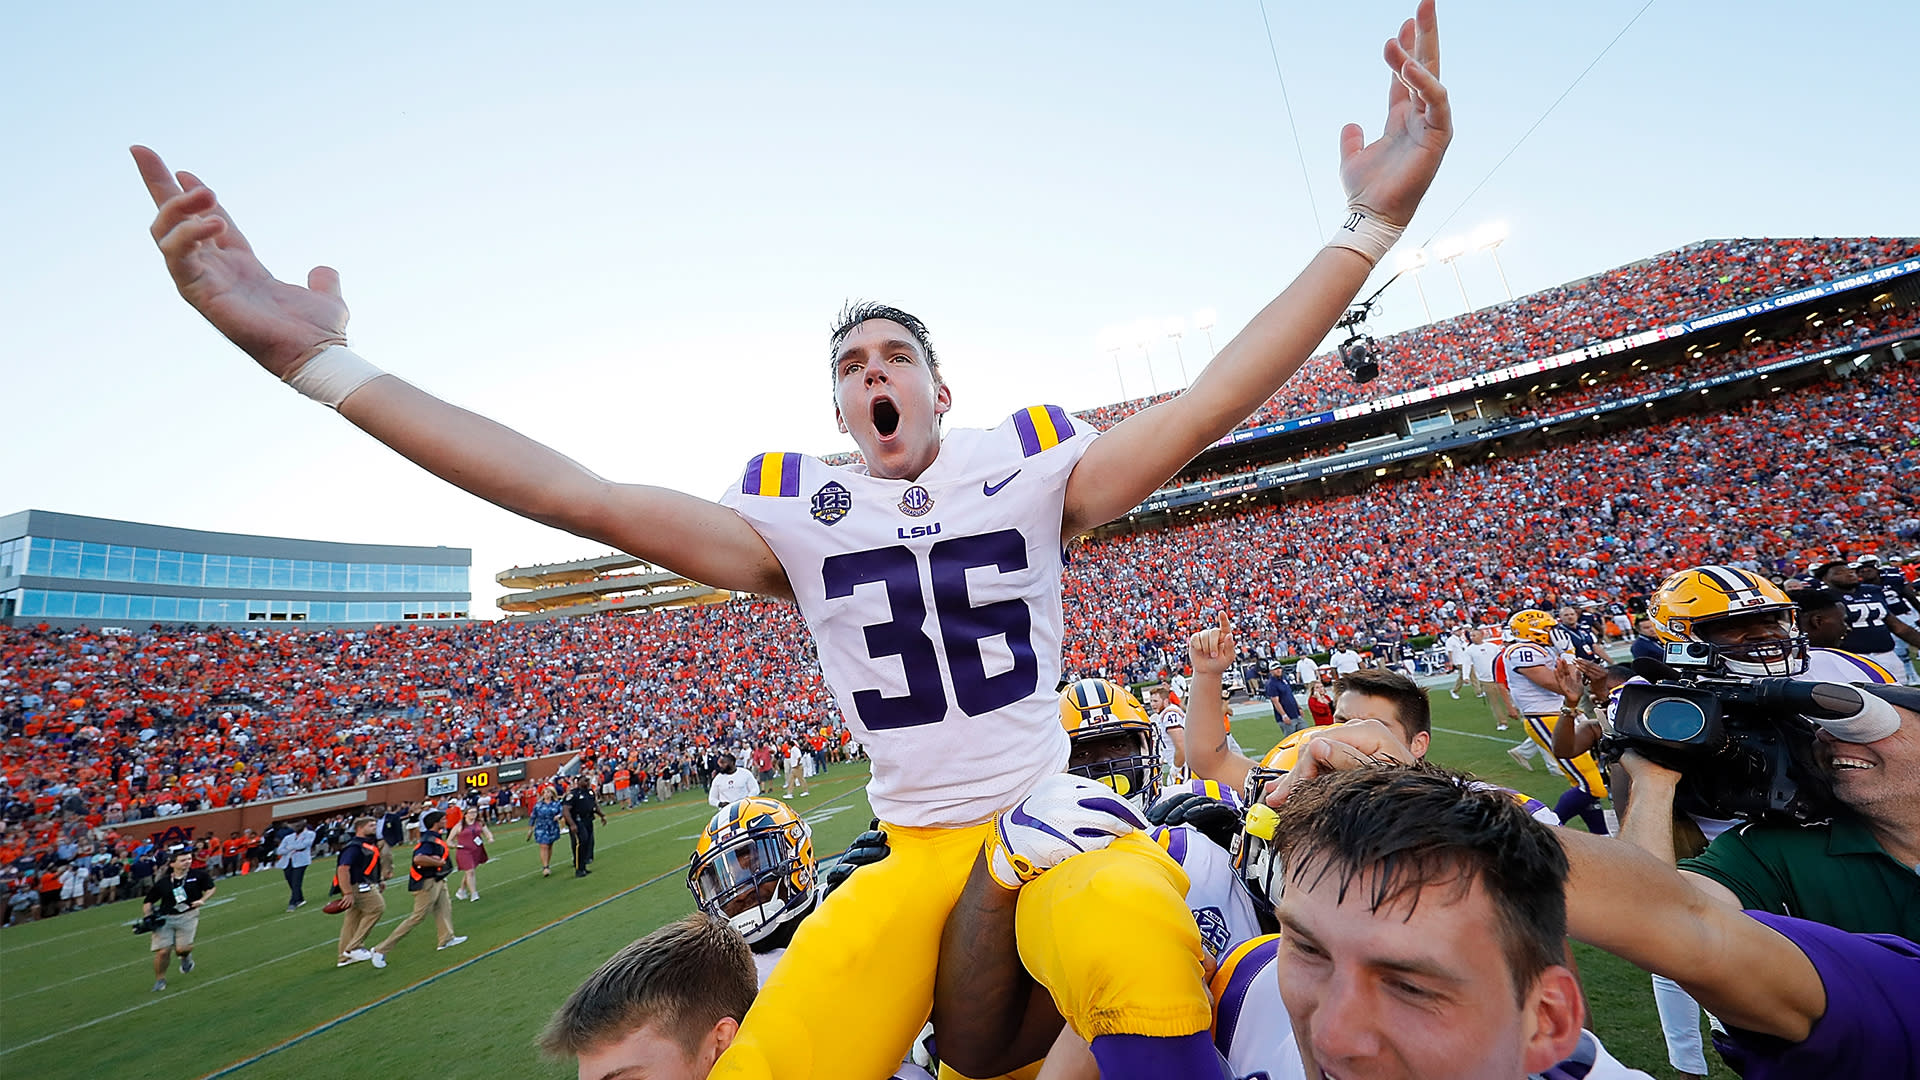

{"left": 348, "top": 564, "right": 367, "bottom": 590}
{"left": 158, "top": 597, "right": 180, "bottom": 620}
{"left": 26, "top": 539, "right": 51, "bottom": 575}
{"left": 347, "top": 602, "right": 367, "bottom": 622}
{"left": 178, "top": 552, "right": 204, "bottom": 587}
{"left": 270, "top": 559, "right": 292, "bottom": 588}
{"left": 270, "top": 600, "right": 289, "bottom": 615}
{"left": 79, "top": 543, "right": 108, "bottom": 579}
{"left": 20, "top": 590, "right": 44, "bottom": 616}
{"left": 367, "top": 564, "right": 386, "bottom": 592}
{"left": 331, "top": 602, "right": 349, "bottom": 622}
{"left": 51, "top": 540, "right": 82, "bottom": 578}
{"left": 129, "top": 594, "right": 155, "bottom": 620}
{"left": 73, "top": 592, "right": 103, "bottom": 618}
{"left": 203, "top": 555, "right": 227, "bottom": 588}
{"left": 131, "top": 549, "right": 157, "bottom": 583}
{"left": 156, "top": 550, "right": 181, "bottom": 585}
{"left": 292, "top": 560, "right": 312, "bottom": 590}
{"left": 102, "top": 594, "right": 129, "bottom": 620}
{"left": 386, "top": 602, "right": 403, "bottom": 621}
{"left": 107, "top": 545, "right": 134, "bottom": 582}
{"left": 400, "top": 564, "right": 418, "bottom": 591}
{"left": 45, "top": 591, "right": 76, "bottom": 617}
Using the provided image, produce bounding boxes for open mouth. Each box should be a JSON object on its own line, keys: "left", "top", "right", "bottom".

{"left": 1830, "top": 756, "right": 1876, "bottom": 772}
{"left": 871, "top": 397, "right": 900, "bottom": 439}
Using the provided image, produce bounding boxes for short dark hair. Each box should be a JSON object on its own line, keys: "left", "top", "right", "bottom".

{"left": 1274, "top": 764, "right": 1568, "bottom": 1002}
{"left": 422, "top": 811, "right": 445, "bottom": 831}
{"left": 829, "top": 301, "right": 941, "bottom": 385}
{"left": 1332, "top": 667, "right": 1431, "bottom": 741}
{"left": 538, "top": 912, "right": 757, "bottom": 1059}
{"left": 1787, "top": 587, "right": 1844, "bottom": 615}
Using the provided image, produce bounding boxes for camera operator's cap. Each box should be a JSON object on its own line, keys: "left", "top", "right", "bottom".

{"left": 1859, "top": 683, "right": 1920, "bottom": 717}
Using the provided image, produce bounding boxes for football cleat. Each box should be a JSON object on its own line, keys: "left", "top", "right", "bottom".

{"left": 983, "top": 773, "right": 1148, "bottom": 890}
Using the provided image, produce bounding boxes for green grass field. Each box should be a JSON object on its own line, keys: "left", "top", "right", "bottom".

{"left": 0, "top": 694, "right": 1731, "bottom": 1078}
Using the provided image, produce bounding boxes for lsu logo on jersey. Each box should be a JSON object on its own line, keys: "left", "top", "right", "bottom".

{"left": 810, "top": 481, "right": 852, "bottom": 526}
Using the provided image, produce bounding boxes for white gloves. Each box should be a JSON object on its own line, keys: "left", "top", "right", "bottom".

{"left": 982, "top": 774, "right": 1147, "bottom": 889}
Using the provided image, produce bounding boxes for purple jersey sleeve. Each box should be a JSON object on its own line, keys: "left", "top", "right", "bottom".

{"left": 1711, "top": 911, "right": 1920, "bottom": 1079}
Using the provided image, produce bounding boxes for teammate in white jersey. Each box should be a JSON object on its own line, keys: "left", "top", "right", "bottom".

{"left": 133, "top": 7, "right": 1448, "bottom": 1072}
{"left": 1146, "top": 684, "right": 1188, "bottom": 784}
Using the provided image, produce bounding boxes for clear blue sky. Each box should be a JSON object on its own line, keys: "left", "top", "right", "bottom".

{"left": 5, "top": 0, "right": 1916, "bottom": 613}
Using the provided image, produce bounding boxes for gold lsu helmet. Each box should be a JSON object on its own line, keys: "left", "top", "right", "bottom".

{"left": 1507, "top": 609, "right": 1558, "bottom": 646}
{"left": 1649, "top": 565, "right": 1807, "bottom": 677}
{"left": 688, "top": 796, "right": 815, "bottom": 944}
{"left": 1060, "top": 678, "right": 1162, "bottom": 806}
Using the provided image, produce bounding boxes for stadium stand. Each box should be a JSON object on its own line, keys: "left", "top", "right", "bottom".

{"left": 5, "top": 237, "right": 1917, "bottom": 887}
{"left": 1075, "top": 237, "right": 1918, "bottom": 431}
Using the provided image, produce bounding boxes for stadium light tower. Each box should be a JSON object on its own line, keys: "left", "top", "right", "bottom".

{"left": 1135, "top": 334, "right": 1159, "bottom": 395}
{"left": 1106, "top": 346, "right": 1127, "bottom": 399}
{"left": 1433, "top": 234, "right": 1472, "bottom": 310}
{"left": 1194, "top": 308, "right": 1218, "bottom": 358}
{"left": 1164, "top": 316, "right": 1188, "bottom": 385}
{"left": 1393, "top": 248, "right": 1434, "bottom": 323}
{"left": 1473, "top": 221, "right": 1513, "bottom": 301}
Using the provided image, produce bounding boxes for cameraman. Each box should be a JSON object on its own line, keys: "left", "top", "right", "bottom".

{"left": 142, "top": 845, "right": 215, "bottom": 992}
{"left": 1659, "top": 682, "right": 1920, "bottom": 938}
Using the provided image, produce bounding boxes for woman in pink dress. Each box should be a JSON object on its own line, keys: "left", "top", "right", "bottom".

{"left": 451, "top": 813, "right": 494, "bottom": 901}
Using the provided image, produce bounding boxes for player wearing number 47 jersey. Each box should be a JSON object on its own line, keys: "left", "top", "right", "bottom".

{"left": 133, "top": 5, "right": 1447, "bottom": 1074}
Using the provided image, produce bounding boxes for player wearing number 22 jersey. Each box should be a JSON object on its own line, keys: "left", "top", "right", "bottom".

{"left": 709, "top": 406, "right": 1103, "bottom": 1080}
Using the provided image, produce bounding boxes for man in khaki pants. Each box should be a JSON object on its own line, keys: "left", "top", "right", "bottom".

{"left": 334, "top": 818, "right": 385, "bottom": 967}
{"left": 370, "top": 811, "right": 465, "bottom": 968}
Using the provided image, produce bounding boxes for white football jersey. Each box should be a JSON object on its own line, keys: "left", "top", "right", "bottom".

{"left": 1502, "top": 641, "right": 1567, "bottom": 715}
{"left": 1148, "top": 825, "right": 1264, "bottom": 965}
{"left": 1155, "top": 704, "right": 1186, "bottom": 778}
{"left": 720, "top": 407, "right": 1099, "bottom": 827}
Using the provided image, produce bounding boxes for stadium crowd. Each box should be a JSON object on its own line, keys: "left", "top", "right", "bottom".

{"left": 1076, "top": 236, "right": 1918, "bottom": 432}
{"left": 7, "top": 357, "right": 1915, "bottom": 888}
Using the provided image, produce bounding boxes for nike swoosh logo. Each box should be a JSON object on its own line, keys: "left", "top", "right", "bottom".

{"left": 983, "top": 470, "right": 1021, "bottom": 497}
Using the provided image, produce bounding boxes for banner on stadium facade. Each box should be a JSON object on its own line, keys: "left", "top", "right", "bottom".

{"left": 496, "top": 762, "right": 528, "bottom": 782}
{"left": 426, "top": 772, "right": 458, "bottom": 796}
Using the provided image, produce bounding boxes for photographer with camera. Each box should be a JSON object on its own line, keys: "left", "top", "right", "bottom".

{"left": 140, "top": 845, "right": 216, "bottom": 992}
{"left": 1607, "top": 568, "right": 1915, "bottom": 933}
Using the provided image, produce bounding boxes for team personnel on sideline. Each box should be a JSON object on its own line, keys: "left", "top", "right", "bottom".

{"left": 368, "top": 810, "right": 465, "bottom": 968}
{"left": 563, "top": 776, "right": 608, "bottom": 878}
{"left": 334, "top": 817, "right": 386, "bottom": 967}
{"left": 708, "top": 752, "right": 762, "bottom": 809}
{"left": 142, "top": 845, "right": 215, "bottom": 992}
{"left": 132, "top": 3, "right": 1448, "bottom": 1071}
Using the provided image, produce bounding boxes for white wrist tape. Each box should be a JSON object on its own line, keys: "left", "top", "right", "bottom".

{"left": 284, "top": 345, "right": 386, "bottom": 409}
{"left": 1326, "top": 206, "right": 1405, "bottom": 267}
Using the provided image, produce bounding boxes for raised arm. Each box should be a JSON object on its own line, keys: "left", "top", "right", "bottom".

{"left": 1183, "top": 613, "right": 1262, "bottom": 790}
{"left": 131, "top": 146, "right": 789, "bottom": 600}
{"left": 1063, "top": 0, "right": 1449, "bottom": 536}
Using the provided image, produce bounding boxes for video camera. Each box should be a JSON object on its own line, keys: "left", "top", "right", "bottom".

{"left": 1599, "top": 654, "right": 1863, "bottom": 824}
{"left": 131, "top": 911, "right": 167, "bottom": 935}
